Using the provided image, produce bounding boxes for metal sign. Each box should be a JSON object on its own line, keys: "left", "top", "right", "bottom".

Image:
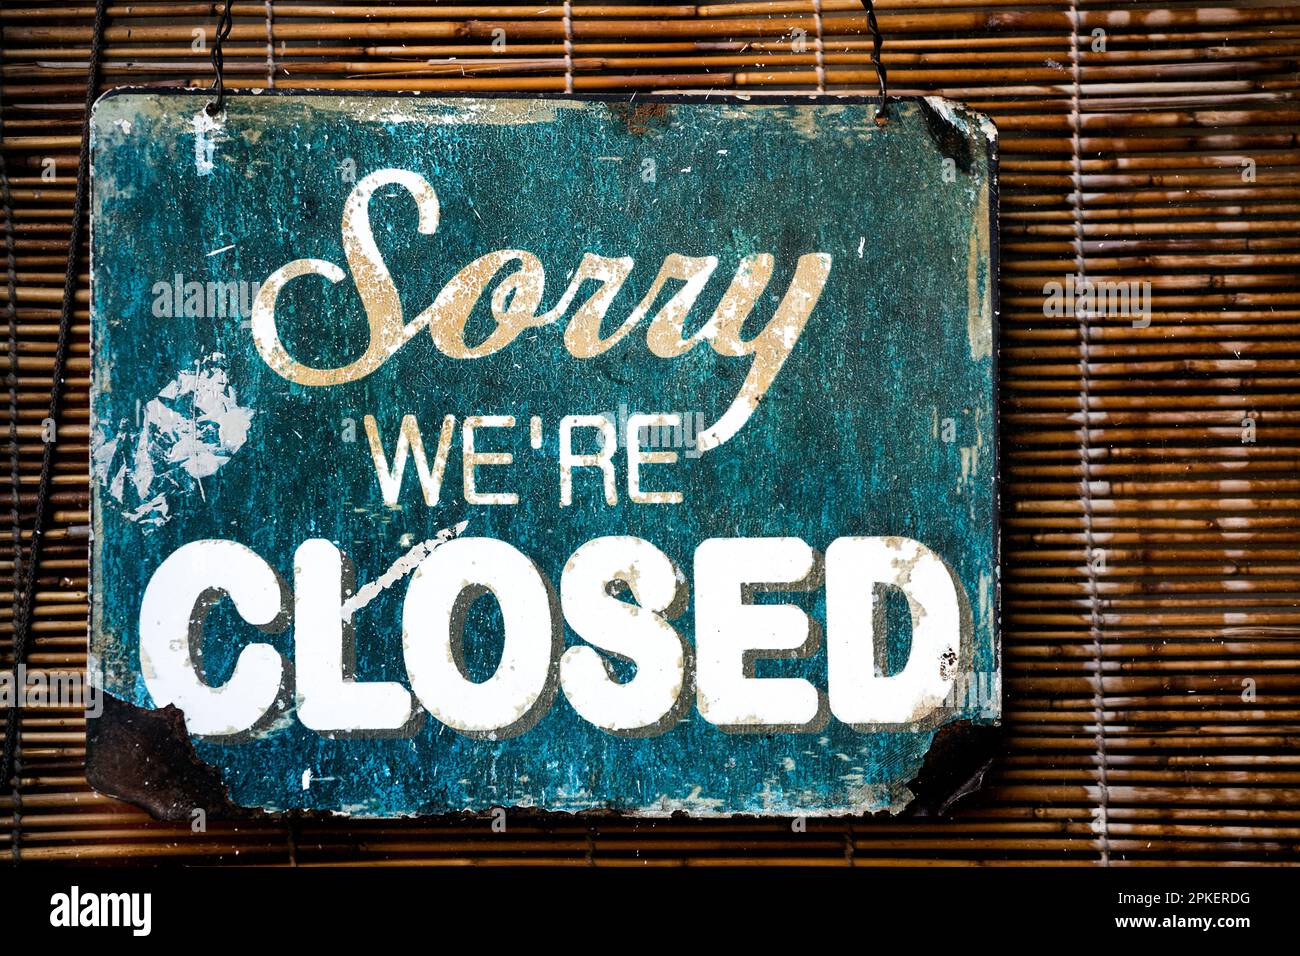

{"left": 88, "top": 92, "right": 999, "bottom": 817}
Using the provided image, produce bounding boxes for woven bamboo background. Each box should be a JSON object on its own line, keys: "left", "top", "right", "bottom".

{"left": 2, "top": 0, "right": 1299, "bottom": 866}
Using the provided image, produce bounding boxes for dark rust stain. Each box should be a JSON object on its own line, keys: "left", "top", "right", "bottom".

{"left": 917, "top": 99, "right": 975, "bottom": 174}
{"left": 86, "top": 692, "right": 258, "bottom": 822}
{"left": 608, "top": 101, "right": 671, "bottom": 135}
{"left": 904, "top": 720, "right": 1001, "bottom": 817}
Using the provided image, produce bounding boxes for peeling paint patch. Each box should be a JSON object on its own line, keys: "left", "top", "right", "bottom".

{"left": 92, "top": 354, "right": 253, "bottom": 527}
{"left": 191, "top": 108, "right": 225, "bottom": 175}
{"left": 966, "top": 183, "right": 993, "bottom": 360}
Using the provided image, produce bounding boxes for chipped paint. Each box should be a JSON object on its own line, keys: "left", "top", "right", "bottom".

{"left": 341, "top": 519, "right": 469, "bottom": 623}
{"left": 966, "top": 180, "right": 993, "bottom": 360}
{"left": 190, "top": 108, "right": 224, "bottom": 176}
{"left": 91, "top": 354, "right": 253, "bottom": 528}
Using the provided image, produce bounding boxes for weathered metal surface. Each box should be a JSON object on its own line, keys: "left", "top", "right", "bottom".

{"left": 88, "top": 91, "right": 998, "bottom": 817}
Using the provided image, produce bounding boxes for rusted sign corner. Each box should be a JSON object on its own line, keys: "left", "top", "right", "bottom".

{"left": 86, "top": 692, "right": 258, "bottom": 822}
{"left": 903, "top": 720, "right": 1002, "bottom": 818}
{"left": 917, "top": 96, "right": 997, "bottom": 174}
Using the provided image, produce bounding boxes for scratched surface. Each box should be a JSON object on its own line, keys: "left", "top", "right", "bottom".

{"left": 89, "top": 92, "right": 998, "bottom": 816}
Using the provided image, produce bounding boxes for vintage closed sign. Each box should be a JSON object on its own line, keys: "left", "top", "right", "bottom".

{"left": 88, "top": 92, "right": 998, "bottom": 817}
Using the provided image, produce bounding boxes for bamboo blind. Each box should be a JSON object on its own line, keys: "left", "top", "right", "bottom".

{"left": 2, "top": 0, "right": 1299, "bottom": 867}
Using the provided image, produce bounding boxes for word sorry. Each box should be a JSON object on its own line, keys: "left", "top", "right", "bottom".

{"left": 250, "top": 169, "right": 833, "bottom": 452}
{"left": 140, "top": 535, "right": 967, "bottom": 739}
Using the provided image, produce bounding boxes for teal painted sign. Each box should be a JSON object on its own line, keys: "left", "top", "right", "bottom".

{"left": 88, "top": 92, "right": 999, "bottom": 817}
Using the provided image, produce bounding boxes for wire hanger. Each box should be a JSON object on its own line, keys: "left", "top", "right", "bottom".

{"left": 206, "top": 0, "right": 237, "bottom": 116}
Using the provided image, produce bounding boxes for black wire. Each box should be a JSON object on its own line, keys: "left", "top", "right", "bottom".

{"left": 859, "top": 0, "right": 889, "bottom": 118}
{"left": 207, "top": 0, "right": 237, "bottom": 116}
{"left": 0, "top": 0, "right": 26, "bottom": 865}
{"left": 1, "top": 33, "right": 23, "bottom": 630}
{"left": 1, "top": 0, "right": 109, "bottom": 798}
